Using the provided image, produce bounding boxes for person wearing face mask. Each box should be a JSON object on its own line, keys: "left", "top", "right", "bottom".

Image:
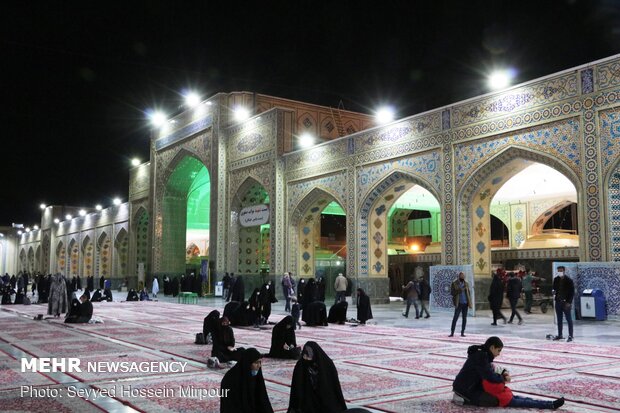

{"left": 450, "top": 272, "right": 472, "bottom": 337}
{"left": 551, "top": 266, "right": 575, "bottom": 342}
{"left": 209, "top": 316, "right": 244, "bottom": 368}
{"left": 220, "top": 347, "right": 273, "bottom": 413}
{"left": 288, "top": 341, "right": 347, "bottom": 413}
{"left": 268, "top": 315, "right": 301, "bottom": 359}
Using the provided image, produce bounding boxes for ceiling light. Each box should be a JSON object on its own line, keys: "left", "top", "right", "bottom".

{"left": 131, "top": 158, "right": 140, "bottom": 167}
{"left": 299, "top": 133, "right": 315, "bottom": 148}
{"left": 233, "top": 106, "right": 250, "bottom": 122}
{"left": 185, "top": 92, "right": 201, "bottom": 107}
{"left": 376, "top": 107, "right": 395, "bottom": 124}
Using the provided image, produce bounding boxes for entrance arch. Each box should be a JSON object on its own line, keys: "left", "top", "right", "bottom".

{"left": 56, "top": 242, "right": 66, "bottom": 274}
{"left": 359, "top": 170, "right": 442, "bottom": 278}
{"left": 161, "top": 153, "right": 211, "bottom": 274}
{"left": 81, "top": 236, "right": 93, "bottom": 277}
{"left": 290, "top": 187, "right": 347, "bottom": 283}
{"left": 230, "top": 177, "right": 270, "bottom": 274}
{"left": 458, "top": 147, "right": 582, "bottom": 301}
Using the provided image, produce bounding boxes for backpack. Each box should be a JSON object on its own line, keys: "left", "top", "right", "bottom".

{"left": 195, "top": 333, "right": 206, "bottom": 345}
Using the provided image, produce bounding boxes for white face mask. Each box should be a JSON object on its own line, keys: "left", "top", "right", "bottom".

{"left": 558, "top": 271, "right": 564, "bottom": 277}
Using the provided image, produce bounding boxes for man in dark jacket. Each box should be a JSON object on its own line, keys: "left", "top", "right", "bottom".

{"left": 506, "top": 272, "right": 523, "bottom": 325}
{"left": 552, "top": 266, "right": 575, "bottom": 342}
{"left": 452, "top": 336, "right": 504, "bottom": 407}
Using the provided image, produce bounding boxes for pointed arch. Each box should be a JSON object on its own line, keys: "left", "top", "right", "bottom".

{"left": 457, "top": 146, "right": 583, "bottom": 278}
{"left": 289, "top": 187, "right": 347, "bottom": 278}
{"left": 68, "top": 238, "right": 79, "bottom": 276}
{"left": 161, "top": 147, "right": 206, "bottom": 188}
{"left": 604, "top": 157, "right": 620, "bottom": 261}
{"left": 81, "top": 235, "right": 94, "bottom": 277}
{"left": 358, "top": 170, "right": 442, "bottom": 277}
{"left": 531, "top": 200, "right": 574, "bottom": 235}
{"left": 115, "top": 228, "right": 129, "bottom": 279}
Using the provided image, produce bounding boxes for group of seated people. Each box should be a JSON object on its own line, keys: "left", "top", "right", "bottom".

{"left": 64, "top": 291, "right": 93, "bottom": 323}
{"left": 126, "top": 288, "right": 151, "bottom": 301}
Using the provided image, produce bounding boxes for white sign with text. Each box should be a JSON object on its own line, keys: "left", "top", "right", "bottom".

{"left": 239, "top": 204, "right": 270, "bottom": 227}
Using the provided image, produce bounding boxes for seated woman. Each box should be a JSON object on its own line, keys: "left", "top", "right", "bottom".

{"left": 220, "top": 348, "right": 273, "bottom": 413}
{"left": 91, "top": 289, "right": 103, "bottom": 302}
{"left": 139, "top": 287, "right": 151, "bottom": 301}
{"left": 327, "top": 301, "right": 348, "bottom": 324}
{"left": 268, "top": 316, "right": 301, "bottom": 359}
{"left": 126, "top": 289, "right": 139, "bottom": 301}
{"left": 203, "top": 309, "right": 220, "bottom": 343}
{"left": 302, "top": 301, "right": 328, "bottom": 327}
{"left": 65, "top": 292, "right": 93, "bottom": 324}
{"left": 210, "top": 316, "right": 243, "bottom": 367}
{"left": 288, "top": 341, "right": 347, "bottom": 413}
{"left": 356, "top": 288, "right": 373, "bottom": 324}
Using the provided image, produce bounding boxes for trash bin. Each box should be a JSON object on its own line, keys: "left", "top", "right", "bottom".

{"left": 580, "top": 289, "right": 606, "bottom": 320}
{"left": 215, "top": 281, "right": 223, "bottom": 297}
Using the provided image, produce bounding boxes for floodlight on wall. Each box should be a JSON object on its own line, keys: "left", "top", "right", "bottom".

{"left": 79, "top": 209, "right": 86, "bottom": 216}
{"left": 65, "top": 214, "right": 72, "bottom": 220}
{"left": 488, "top": 69, "right": 515, "bottom": 90}
{"left": 113, "top": 198, "right": 122, "bottom": 206}
{"left": 131, "top": 158, "right": 140, "bottom": 167}
{"left": 17, "top": 230, "right": 22, "bottom": 235}
{"left": 149, "top": 111, "right": 167, "bottom": 127}
{"left": 95, "top": 205, "right": 102, "bottom": 211}
{"left": 233, "top": 106, "right": 250, "bottom": 122}
{"left": 54, "top": 219, "right": 60, "bottom": 224}
{"left": 25, "top": 228, "right": 31, "bottom": 233}
{"left": 184, "top": 92, "right": 201, "bottom": 108}
{"left": 39, "top": 203, "right": 46, "bottom": 210}
{"left": 33, "top": 225, "right": 39, "bottom": 230}
{"left": 375, "top": 107, "right": 395, "bottom": 124}
{"left": 0, "top": 233, "right": 4, "bottom": 237}
{"left": 299, "top": 133, "right": 315, "bottom": 148}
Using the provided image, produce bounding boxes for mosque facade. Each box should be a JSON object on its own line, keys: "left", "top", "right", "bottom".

{"left": 6, "top": 54, "right": 620, "bottom": 310}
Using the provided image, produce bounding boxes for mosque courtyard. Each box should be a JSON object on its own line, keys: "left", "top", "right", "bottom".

{"left": 1, "top": 296, "right": 619, "bottom": 412}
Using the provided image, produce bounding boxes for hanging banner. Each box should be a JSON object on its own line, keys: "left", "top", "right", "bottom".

{"left": 239, "top": 204, "right": 270, "bottom": 227}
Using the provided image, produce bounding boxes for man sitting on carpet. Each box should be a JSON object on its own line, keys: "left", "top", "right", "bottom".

{"left": 453, "top": 336, "right": 565, "bottom": 409}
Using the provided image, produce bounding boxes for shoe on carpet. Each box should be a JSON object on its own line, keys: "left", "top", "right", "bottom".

{"left": 553, "top": 336, "right": 564, "bottom": 341}
{"left": 461, "top": 333, "right": 466, "bottom": 337}
{"left": 207, "top": 357, "right": 216, "bottom": 368}
{"left": 448, "top": 333, "right": 454, "bottom": 337}
{"left": 518, "top": 319, "right": 523, "bottom": 325}
{"left": 552, "top": 397, "right": 565, "bottom": 409}
{"left": 507, "top": 320, "right": 513, "bottom": 324}
{"left": 567, "top": 336, "right": 573, "bottom": 342}
{"left": 491, "top": 322, "right": 497, "bottom": 326}
{"left": 402, "top": 313, "right": 407, "bottom": 318}
{"left": 425, "top": 315, "right": 430, "bottom": 318}
{"left": 452, "top": 392, "right": 465, "bottom": 406}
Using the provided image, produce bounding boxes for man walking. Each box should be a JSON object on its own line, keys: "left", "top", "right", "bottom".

{"left": 552, "top": 266, "right": 575, "bottom": 342}
{"left": 450, "top": 272, "right": 472, "bottom": 337}
{"left": 334, "top": 272, "right": 347, "bottom": 304}
{"left": 506, "top": 272, "right": 523, "bottom": 325}
{"left": 402, "top": 277, "right": 421, "bottom": 318}
{"left": 419, "top": 276, "right": 432, "bottom": 318}
{"left": 522, "top": 270, "right": 542, "bottom": 313}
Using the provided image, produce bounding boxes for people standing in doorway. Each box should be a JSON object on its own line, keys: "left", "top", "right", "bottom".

{"left": 334, "top": 272, "right": 347, "bottom": 304}
{"left": 506, "top": 272, "right": 523, "bottom": 325}
{"left": 488, "top": 270, "right": 507, "bottom": 325}
{"left": 552, "top": 266, "right": 575, "bottom": 342}
{"left": 418, "top": 276, "right": 432, "bottom": 318}
{"left": 402, "top": 276, "right": 421, "bottom": 318}
{"left": 450, "top": 272, "right": 472, "bottom": 337}
{"left": 522, "top": 269, "right": 542, "bottom": 313}
{"left": 282, "top": 272, "right": 293, "bottom": 312}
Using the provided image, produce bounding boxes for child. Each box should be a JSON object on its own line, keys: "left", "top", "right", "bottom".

{"left": 290, "top": 297, "right": 301, "bottom": 330}
{"left": 482, "top": 362, "right": 565, "bottom": 409}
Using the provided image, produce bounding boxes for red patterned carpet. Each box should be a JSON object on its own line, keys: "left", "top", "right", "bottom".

{"left": 1, "top": 301, "right": 619, "bottom": 412}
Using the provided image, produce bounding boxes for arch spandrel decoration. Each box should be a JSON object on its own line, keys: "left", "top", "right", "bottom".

{"left": 82, "top": 235, "right": 93, "bottom": 277}
{"left": 458, "top": 146, "right": 583, "bottom": 276}
{"left": 115, "top": 228, "right": 129, "bottom": 278}
{"left": 289, "top": 187, "right": 344, "bottom": 278}
{"left": 68, "top": 239, "right": 78, "bottom": 276}
{"left": 359, "top": 170, "right": 442, "bottom": 277}
{"left": 530, "top": 200, "right": 573, "bottom": 235}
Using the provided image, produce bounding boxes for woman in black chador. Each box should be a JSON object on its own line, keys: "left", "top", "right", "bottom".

{"left": 268, "top": 316, "right": 301, "bottom": 359}
{"left": 211, "top": 316, "right": 243, "bottom": 363}
{"left": 259, "top": 281, "right": 278, "bottom": 324}
{"left": 248, "top": 288, "right": 262, "bottom": 325}
{"left": 356, "top": 288, "right": 373, "bottom": 324}
{"left": 220, "top": 348, "right": 273, "bottom": 413}
{"left": 303, "top": 279, "right": 318, "bottom": 308}
{"left": 488, "top": 271, "right": 507, "bottom": 325}
{"left": 328, "top": 301, "right": 348, "bottom": 324}
{"left": 231, "top": 275, "right": 245, "bottom": 302}
{"left": 203, "top": 310, "right": 220, "bottom": 341}
{"left": 297, "top": 278, "right": 306, "bottom": 308}
{"left": 288, "top": 341, "right": 347, "bottom": 413}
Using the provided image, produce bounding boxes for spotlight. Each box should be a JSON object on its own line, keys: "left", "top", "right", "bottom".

{"left": 149, "top": 111, "right": 167, "bottom": 127}
{"left": 79, "top": 209, "right": 86, "bottom": 216}
{"left": 95, "top": 205, "right": 102, "bottom": 211}
{"left": 131, "top": 158, "right": 141, "bottom": 167}
{"left": 39, "top": 203, "right": 47, "bottom": 210}
{"left": 233, "top": 106, "right": 250, "bottom": 122}
{"left": 54, "top": 218, "right": 60, "bottom": 224}
{"left": 17, "top": 230, "right": 23, "bottom": 235}
{"left": 113, "top": 198, "right": 122, "bottom": 206}
{"left": 33, "top": 225, "right": 39, "bottom": 230}
{"left": 0, "top": 233, "right": 4, "bottom": 237}
{"left": 184, "top": 92, "right": 201, "bottom": 107}
{"left": 376, "top": 107, "right": 395, "bottom": 124}
{"left": 25, "top": 227, "right": 31, "bottom": 233}
{"left": 65, "top": 214, "right": 72, "bottom": 220}
{"left": 488, "top": 69, "right": 515, "bottom": 90}
{"left": 299, "top": 133, "right": 315, "bottom": 148}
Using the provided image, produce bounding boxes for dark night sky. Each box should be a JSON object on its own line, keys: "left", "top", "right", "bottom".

{"left": 2, "top": 0, "right": 620, "bottom": 226}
